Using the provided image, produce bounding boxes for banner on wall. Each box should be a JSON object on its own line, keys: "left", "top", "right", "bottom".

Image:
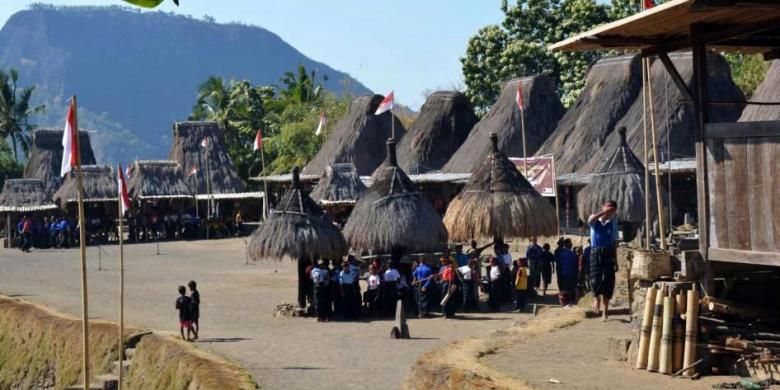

{"left": 509, "top": 154, "right": 557, "bottom": 197}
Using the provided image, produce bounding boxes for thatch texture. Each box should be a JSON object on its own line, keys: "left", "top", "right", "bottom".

{"left": 53, "top": 165, "right": 117, "bottom": 204}
{"left": 739, "top": 60, "right": 780, "bottom": 122}
{"left": 309, "top": 163, "right": 366, "bottom": 206}
{"left": 444, "top": 133, "right": 557, "bottom": 241}
{"left": 576, "top": 128, "right": 656, "bottom": 224}
{"left": 0, "top": 179, "right": 58, "bottom": 212}
{"left": 248, "top": 167, "right": 347, "bottom": 260}
{"left": 442, "top": 76, "right": 565, "bottom": 173}
{"left": 168, "top": 121, "right": 245, "bottom": 194}
{"left": 396, "top": 91, "right": 478, "bottom": 174}
{"left": 126, "top": 160, "right": 192, "bottom": 200}
{"left": 23, "top": 129, "right": 97, "bottom": 196}
{"left": 343, "top": 139, "right": 448, "bottom": 255}
{"left": 303, "top": 94, "right": 406, "bottom": 176}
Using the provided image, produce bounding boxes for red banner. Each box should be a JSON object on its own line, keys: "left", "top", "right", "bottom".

{"left": 509, "top": 155, "right": 557, "bottom": 197}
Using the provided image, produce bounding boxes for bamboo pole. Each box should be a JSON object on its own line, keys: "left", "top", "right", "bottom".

{"left": 683, "top": 289, "right": 700, "bottom": 377}
{"left": 259, "top": 139, "right": 268, "bottom": 220}
{"left": 646, "top": 72, "right": 668, "bottom": 250}
{"left": 659, "top": 295, "right": 674, "bottom": 374}
{"left": 551, "top": 155, "right": 560, "bottom": 236}
{"left": 117, "top": 189, "right": 125, "bottom": 389}
{"left": 673, "top": 291, "right": 686, "bottom": 372}
{"left": 642, "top": 59, "right": 652, "bottom": 249}
{"left": 73, "top": 96, "right": 91, "bottom": 386}
{"left": 647, "top": 285, "right": 665, "bottom": 372}
{"left": 205, "top": 142, "right": 212, "bottom": 240}
{"left": 519, "top": 99, "right": 528, "bottom": 177}
{"left": 635, "top": 284, "right": 657, "bottom": 369}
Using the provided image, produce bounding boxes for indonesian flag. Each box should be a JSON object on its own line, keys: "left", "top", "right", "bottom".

{"left": 253, "top": 129, "right": 263, "bottom": 151}
{"left": 315, "top": 111, "right": 326, "bottom": 136}
{"left": 644, "top": 0, "right": 655, "bottom": 9}
{"left": 125, "top": 165, "right": 132, "bottom": 178}
{"left": 188, "top": 166, "right": 198, "bottom": 177}
{"left": 60, "top": 99, "right": 79, "bottom": 177}
{"left": 117, "top": 164, "right": 131, "bottom": 215}
{"left": 516, "top": 81, "right": 524, "bottom": 111}
{"left": 201, "top": 137, "right": 209, "bottom": 148}
{"left": 374, "top": 91, "right": 394, "bottom": 115}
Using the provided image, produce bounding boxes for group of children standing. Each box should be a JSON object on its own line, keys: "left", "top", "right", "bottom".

{"left": 175, "top": 280, "right": 201, "bottom": 341}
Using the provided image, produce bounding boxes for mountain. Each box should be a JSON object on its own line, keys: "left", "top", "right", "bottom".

{"left": 0, "top": 4, "right": 371, "bottom": 164}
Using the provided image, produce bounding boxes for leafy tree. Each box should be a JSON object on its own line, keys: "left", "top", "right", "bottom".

{"left": 0, "top": 69, "right": 45, "bottom": 162}
{"left": 0, "top": 139, "right": 22, "bottom": 188}
{"left": 724, "top": 53, "right": 769, "bottom": 99}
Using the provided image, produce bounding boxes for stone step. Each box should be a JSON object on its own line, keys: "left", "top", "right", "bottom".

{"left": 64, "top": 384, "right": 102, "bottom": 390}
{"left": 123, "top": 347, "right": 136, "bottom": 358}
{"left": 94, "top": 374, "right": 119, "bottom": 390}
{"left": 111, "top": 360, "right": 132, "bottom": 375}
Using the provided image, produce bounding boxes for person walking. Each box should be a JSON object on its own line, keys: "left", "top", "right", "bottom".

{"left": 487, "top": 257, "right": 502, "bottom": 312}
{"left": 364, "top": 264, "right": 381, "bottom": 316}
{"left": 188, "top": 280, "right": 200, "bottom": 340}
{"left": 540, "top": 243, "right": 555, "bottom": 296}
{"left": 555, "top": 239, "right": 579, "bottom": 307}
{"left": 175, "top": 285, "right": 194, "bottom": 340}
{"left": 383, "top": 261, "right": 402, "bottom": 317}
{"left": 20, "top": 216, "right": 33, "bottom": 252}
{"left": 525, "top": 237, "right": 542, "bottom": 295}
{"left": 412, "top": 258, "right": 433, "bottom": 318}
{"left": 514, "top": 258, "right": 530, "bottom": 312}
{"left": 588, "top": 200, "right": 619, "bottom": 320}
{"left": 339, "top": 260, "right": 359, "bottom": 320}
{"left": 439, "top": 257, "right": 459, "bottom": 319}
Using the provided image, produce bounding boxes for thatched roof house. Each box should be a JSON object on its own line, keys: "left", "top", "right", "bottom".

{"left": 444, "top": 133, "right": 557, "bottom": 242}
{"left": 304, "top": 94, "right": 406, "bottom": 176}
{"left": 168, "top": 121, "right": 245, "bottom": 194}
{"left": 442, "top": 76, "right": 565, "bottom": 173}
{"left": 396, "top": 91, "right": 478, "bottom": 174}
{"left": 343, "top": 139, "right": 447, "bottom": 256}
{"left": 739, "top": 60, "right": 779, "bottom": 122}
{"left": 309, "top": 163, "right": 366, "bottom": 206}
{"left": 248, "top": 167, "right": 347, "bottom": 261}
{"left": 126, "top": 160, "right": 191, "bottom": 200}
{"left": 23, "top": 129, "right": 97, "bottom": 196}
{"left": 53, "top": 165, "right": 117, "bottom": 205}
{"left": 0, "top": 179, "right": 58, "bottom": 213}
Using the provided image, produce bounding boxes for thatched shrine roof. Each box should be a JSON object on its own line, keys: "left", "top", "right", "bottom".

{"left": 444, "top": 133, "right": 557, "bottom": 241}
{"left": 248, "top": 167, "right": 347, "bottom": 260}
{"left": 126, "top": 160, "right": 192, "bottom": 200}
{"left": 168, "top": 121, "right": 245, "bottom": 195}
{"left": 442, "top": 76, "right": 564, "bottom": 174}
{"left": 740, "top": 60, "right": 780, "bottom": 122}
{"left": 309, "top": 163, "right": 366, "bottom": 206}
{"left": 396, "top": 91, "right": 478, "bottom": 174}
{"left": 0, "top": 179, "right": 58, "bottom": 213}
{"left": 23, "top": 129, "right": 97, "bottom": 196}
{"left": 343, "top": 139, "right": 448, "bottom": 256}
{"left": 53, "top": 165, "right": 117, "bottom": 204}
{"left": 304, "top": 94, "right": 406, "bottom": 176}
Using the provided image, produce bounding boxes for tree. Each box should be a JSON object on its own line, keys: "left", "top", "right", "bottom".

{"left": 0, "top": 69, "right": 45, "bottom": 162}
{"left": 0, "top": 139, "right": 22, "bottom": 188}
{"left": 724, "top": 53, "right": 769, "bottom": 99}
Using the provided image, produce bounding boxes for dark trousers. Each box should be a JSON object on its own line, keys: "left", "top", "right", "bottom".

{"left": 441, "top": 282, "right": 458, "bottom": 318}
{"left": 364, "top": 289, "right": 379, "bottom": 316}
{"left": 314, "top": 285, "right": 331, "bottom": 320}
{"left": 416, "top": 285, "right": 430, "bottom": 316}
{"left": 462, "top": 280, "right": 478, "bottom": 311}
{"left": 488, "top": 280, "right": 501, "bottom": 312}
{"left": 515, "top": 289, "right": 528, "bottom": 311}
{"left": 20, "top": 232, "right": 32, "bottom": 251}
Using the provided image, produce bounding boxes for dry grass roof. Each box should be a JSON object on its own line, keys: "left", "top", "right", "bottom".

{"left": 443, "top": 76, "right": 565, "bottom": 173}
{"left": 740, "top": 60, "right": 780, "bottom": 122}
{"left": 0, "top": 179, "right": 58, "bottom": 212}
{"left": 396, "top": 91, "right": 478, "bottom": 174}
{"left": 126, "top": 160, "right": 192, "bottom": 200}
{"left": 168, "top": 121, "right": 245, "bottom": 194}
{"left": 53, "top": 165, "right": 117, "bottom": 205}
{"left": 23, "top": 129, "right": 97, "bottom": 196}
{"left": 304, "top": 94, "right": 407, "bottom": 176}
{"left": 309, "top": 163, "right": 366, "bottom": 206}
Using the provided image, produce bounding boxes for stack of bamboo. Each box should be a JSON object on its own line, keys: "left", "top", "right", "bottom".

{"left": 635, "top": 283, "right": 700, "bottom": 377}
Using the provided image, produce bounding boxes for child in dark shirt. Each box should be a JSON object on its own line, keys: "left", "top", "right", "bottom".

{"left": 188, "top": 280, "right": 200, "bottom": 340}
{"left": 175, "top": 285, "right": 193, "bottom": 341}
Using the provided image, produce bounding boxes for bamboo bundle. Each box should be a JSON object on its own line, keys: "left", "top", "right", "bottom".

{"left": 636, "top": 285, "right": 658, "bottom": 369}
{"left": 673, "top": 291, "right": 686, "bottom": 372}
{"left": 683, "top": 289, "right": 700, "bottom": 377}
{"left": 647, "top": 286, "right": 666, "bottom": 372}
{"left": 659, "top": 296, "right": 674, "bottom": 374}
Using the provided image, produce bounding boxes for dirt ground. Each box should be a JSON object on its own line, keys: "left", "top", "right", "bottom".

{"left": 0, "top": 238, "right": 527, "bottom": 390}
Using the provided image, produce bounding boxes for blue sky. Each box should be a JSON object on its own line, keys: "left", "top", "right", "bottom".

{"left": 0, "top": 1, "right": 505, "bottom": 109}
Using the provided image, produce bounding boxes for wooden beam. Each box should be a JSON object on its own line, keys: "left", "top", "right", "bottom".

{"left": 696, "top": 0, "right": 780, "bottom": 7}
{"left": 643, "top": 20, "right": 780, "bottom": 57}
{"left": 705, "top": 121, "right": 780, "bottom": 139}
{"left": 658, "top": 53, "right": 694, "bottom": 102}
{"left": 582, "top": 35, "right": 666, "bottom": 47}
{"left": 709, "top": 248, "right": 780, "bottom": 267}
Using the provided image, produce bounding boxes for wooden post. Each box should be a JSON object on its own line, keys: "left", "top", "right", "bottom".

{"left": 259, "top": 140, "right": 268, "bottom": 220}
{"left": 73, "top": 96, "right": 91, "bottom": 386}
{"left": 659, "top": 296, "right": 674, "bottom": 374}
{"left": 297, "top": 257, "right": 308, "bottom": 308}
{"left": 519, "top": 98, "right": 529, "bottom": 177}
{"left": 551, "top": 155, "right": 560, "bottom": 235}
{"left": 683, "top": 289, "right": 700, "bottom": 377}
{"left": 673, "top": 291, "right": 686, "bottom": 373}
{"left": 5, "top": 213, "right": 10, "bottom": 249}
{"left": 642, "top": 59, "right": 652, "bottom": 249}
{"left": 647, "top": 285, "right": 665, "bottom": 372}
{"left": 117, "top": 195, "right": 125, "bottom": 389}
{"left": 646, "top": 74, "right": 668, "bottom": 250}
{"left": 636, "top": 284, "right": 657, "bottom": 369}
{"left": 205, "top": 142, "right": 212, "bottom": 240}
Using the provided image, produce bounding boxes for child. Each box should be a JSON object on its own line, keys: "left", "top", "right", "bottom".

{"left": 188, "top": 280, "right": 200, "bottom": 340}
{"left": 175, "top": 285, "right": 193, "bottom": 341}
{"left": 514, "top": 258, "right": 529, "bottom": 312}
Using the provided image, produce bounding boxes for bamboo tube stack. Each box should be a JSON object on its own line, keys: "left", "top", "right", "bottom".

{"left": 659, "top": 296, "right": 674, "bottom": 374}
{"left": 636, "top": 285, "right": 658, "bottom": 369}
{"left": 683, "top": 289, "right": 699, "bottom": 377}
{"left": 672, "top": 291, "right": 686, "bottom": 372}
{"left": 647, "top": 286, "right": 665, "bottom": 372}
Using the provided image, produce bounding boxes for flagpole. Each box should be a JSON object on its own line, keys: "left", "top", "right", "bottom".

{"left": 259, "top": 142, "right": 268, "bottom": 220}
{"left": 642, "top": 59, "right": 652, "bottom": 249}
{"left": 72, "top": 95, "right": 91, "bottom": 386}
{"left": 520, "top": 101, "right": 528, "bottom": 177}
{"left": 205, "top": 141, "right": 212, "bottom": 240}
{"left": 551, "top": 155, "right": 561, "bottom": 236}
{"left": 646, "top": 67, "right": 668, "bottom": 251}
{"left": 390, "top": 106, "right": 395, "bottom": 140}
{"left": 117, "top": 167, "right": 125, "bottom": 390}
{"left": 193, "top": 171, "right": 199, "bottom": 219}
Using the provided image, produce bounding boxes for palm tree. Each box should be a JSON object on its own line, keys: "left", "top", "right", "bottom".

{"left": 279, "top": 64, "right": 327, "bottom": 105}
{"left": 0, "top": 69, "right": 45, "bottom": 163}
{"left": 191, "top": 75, "right": 231, "bottom": 129}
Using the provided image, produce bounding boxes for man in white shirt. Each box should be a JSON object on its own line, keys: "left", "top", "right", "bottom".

{"left": 311, "top": 260, "right": 331, "bottom": 322}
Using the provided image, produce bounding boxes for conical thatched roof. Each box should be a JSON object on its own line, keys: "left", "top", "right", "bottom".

{"left": 343, "top": 139, "right": 447, "bottom": 256}
{"left": 248, "top": 167, "right": 347, "bottom": 260}
{"left": 444, "top": 133, "right": 557, "bottom": 241}
{"left": 126, "top": 160, "right": 191, "bottom": 200}
{"left": 0, "top": 179, "right": 58, "bottom": 212}
{"left": 168, "top": 121, "right": 245, "bottom": 194}
{"left": 576, "top": 128, "right": 655, "bottom": 224}
{"left": 396, "top": 91, "right": 478, "bottom": 174}
{"left": 442, "top": 76, "right": 565, "bottom": 173}
{"left": 53, "top": 165, "right": 117, "bottom": 205}
{"left": 304, "top": 94, "right": 407, "bottom": 176}
{"left": 740, "top": 60, "right": 779, "bottom": 122}
{"left": 23, "top": 129, "right": 97, "bottom": 196}
{"left": 309, "top": 163, "right": 366, "bottom": 206}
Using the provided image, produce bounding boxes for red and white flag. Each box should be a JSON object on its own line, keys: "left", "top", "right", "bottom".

{"left": 315, "top": 111, "right": 326, "bottom": 136}
{"left": 644, "top": 0, "right": 655, "bottom": 9}
{"left": 117, "top": 164, "right": 131, "bottom": 215}
{"left": 516, "top": 81, "right": 524, "bottom": 111}
{"left": 188, "top": 166, "right": 198, "bottom": 177}
{"left": 374, "top": 91, "right": 394, "bottom": 115}
{"left": 125, "top": 165, "right": 132, "bottom": 178}
{"left": 200, "top": 137, "right": 209, "bottom": 148}
{"left": 60, "top": 99, "right": 79, "bottom": 177}
{"left": 253, "top": 129, "right": 263, "bottom": 151}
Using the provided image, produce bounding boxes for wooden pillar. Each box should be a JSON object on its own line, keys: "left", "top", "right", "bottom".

{"left": 297, "top": 257, "right": 309, "bottom": 308}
